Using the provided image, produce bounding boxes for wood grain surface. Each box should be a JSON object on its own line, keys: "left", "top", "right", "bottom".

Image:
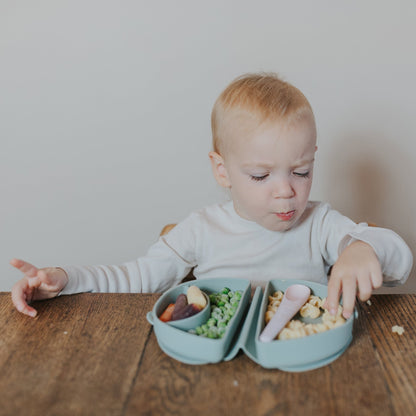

{"left": 0, "top": 293, "right": 415, "bottom": 416}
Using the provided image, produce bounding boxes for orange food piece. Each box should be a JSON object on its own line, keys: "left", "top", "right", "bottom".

{"left": 159, "top": 303, "right": 175, "bottom": 322}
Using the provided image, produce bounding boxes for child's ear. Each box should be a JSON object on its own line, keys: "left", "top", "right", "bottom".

{"left": 209, "top": 151, "right": 231, "bottom": 188}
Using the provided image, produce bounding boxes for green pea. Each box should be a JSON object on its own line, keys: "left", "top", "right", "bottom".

{"left": 207, "top": 318, "right": 217, "bottom": 328}
{"left": 220, "top": 294, "right": 229, "bottom": 302}
{"left": 218, "top": 327, "right": 226, "bottom": 337}
{"left": 207, "top": 327, "right": 218, "bottom": 338}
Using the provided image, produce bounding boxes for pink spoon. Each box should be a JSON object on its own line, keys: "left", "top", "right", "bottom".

{"left": 259, "top": 284, "right": 311, "bottom": 343}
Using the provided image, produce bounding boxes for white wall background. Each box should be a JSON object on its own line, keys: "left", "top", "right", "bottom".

{"left": 1, "top": 0, "right": 415, "bottom": 292}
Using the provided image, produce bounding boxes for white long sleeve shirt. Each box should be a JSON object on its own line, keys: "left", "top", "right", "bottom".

{"left": 60, "top": 201, "right": 413, "bottom": 295}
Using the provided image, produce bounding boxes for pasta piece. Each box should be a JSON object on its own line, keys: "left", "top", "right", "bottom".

{"left": 322, "top": 308, "right": 345, "bottom": 328}
{"left": 300, "top": 303, "right": 321, "bottom": 319}
{"left": 307, "top": 295, "right": 322, "bottom": 308}
{"left": 278, "top": 327, "right": 306, "bottom": 340}
{"left": 287, "top": 320, "right": 305, "bottom": 330}
{"left": 265, "top": 310, "right": 275, "bottom": 324}
{"left": 272, "top": 291, "right": 284, "bottom": 300}
{"left": 269, "top": 299, "right": 281, "bottom": 308}
{"left": 392, "top": 325, "right": 404, "bottom": 335}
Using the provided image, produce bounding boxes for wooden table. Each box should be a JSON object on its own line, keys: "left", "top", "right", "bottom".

{"left": 1, "top": 292, "right": 415, "bottom": 416}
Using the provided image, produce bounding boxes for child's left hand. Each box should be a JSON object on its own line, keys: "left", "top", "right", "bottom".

{"left": 325, "top": 240, "right": 383, "bottom": 319}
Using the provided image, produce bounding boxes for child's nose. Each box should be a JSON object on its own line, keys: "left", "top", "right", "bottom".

{"left": 271, "top": 179, "right": 295, "bottom": 198}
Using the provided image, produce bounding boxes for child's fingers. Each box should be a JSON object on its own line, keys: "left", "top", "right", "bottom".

{"left": 10, "top": 258, "right": 39, "bottom": 278}
{"left": 357, "top": 277, "right": 373, "bottom": 301}
{"left": 326, "top": 275, "right": 342, "bottom": 315}
{"left": 340, "top": 278, "right": 357, "bottom": 319}
{"left": 11, "top": 280, "right": 37, "bottom": 317}
{"left": 371, "top": 269, "right": 383, "bottom": 289}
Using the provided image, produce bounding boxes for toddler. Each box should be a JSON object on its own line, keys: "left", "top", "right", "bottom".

{"left": 11, "top": 73, "right": 413, "bottom": 320}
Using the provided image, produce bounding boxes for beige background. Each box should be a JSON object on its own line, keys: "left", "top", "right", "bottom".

{"left": 1, "top": 1, "right": 415, "bottom": 292}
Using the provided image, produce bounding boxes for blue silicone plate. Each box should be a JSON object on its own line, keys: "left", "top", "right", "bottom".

{"left": 147, "top": 278, "right": 356, "bottom": 371}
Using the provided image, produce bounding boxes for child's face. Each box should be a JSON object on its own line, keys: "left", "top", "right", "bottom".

{"left": 210, "top": 116, "right": 317, "bottom": 232}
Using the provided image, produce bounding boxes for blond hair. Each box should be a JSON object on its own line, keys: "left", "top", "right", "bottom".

{"left": 211, "top": 73, "right": 314, "bottom": 154}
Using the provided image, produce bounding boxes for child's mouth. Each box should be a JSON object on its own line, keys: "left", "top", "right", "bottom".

{"left": 275, "top": 210, "right": 295, "bottom": 221}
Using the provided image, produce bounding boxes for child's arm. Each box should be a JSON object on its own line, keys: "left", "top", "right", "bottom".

{"left": 10, "top": 258, "right": 69, "bottom": 317}
{"left": 10, "top": 214, "right": 200, "bottom": 316}
{"left": 325, "top": 241, "right": 383, "bottom": 319}
{"left": 316, "top": 203, "right": 413, "bottom": 319}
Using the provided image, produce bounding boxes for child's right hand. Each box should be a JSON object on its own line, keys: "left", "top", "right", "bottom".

{"left": 10, "top": 258, "right": 68, "bottom": 317}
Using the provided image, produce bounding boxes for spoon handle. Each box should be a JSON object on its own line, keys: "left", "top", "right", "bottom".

{"left": 259, "top": 284, "right": 310, "bottom": 343}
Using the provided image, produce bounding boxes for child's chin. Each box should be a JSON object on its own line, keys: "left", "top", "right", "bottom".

{"left": 263, "top": 222, "right": 294, "bottom": 232}
{"left": 265, "top": 217, "right": 299, "bottom": 232}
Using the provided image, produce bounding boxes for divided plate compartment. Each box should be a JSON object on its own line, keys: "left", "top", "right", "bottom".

{"left": 146, "top": 278, "right": 251, "bottom": 364}
{"left": 147, "top": 278, "right": 357, "bottom": 371}
{"left": 250, "top": 279, "right": 356, "bottom": 371}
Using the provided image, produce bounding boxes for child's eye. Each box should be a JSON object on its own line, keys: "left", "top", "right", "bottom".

{"left": 293, "top": 171, "right": 310, "bottom": 178}
{"left": 250, "top": 174, "right": 269, "bottom": 182}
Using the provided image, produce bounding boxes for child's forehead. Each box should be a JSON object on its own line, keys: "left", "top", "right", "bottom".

{"left": 224, "top": 114, "right": 316, "bottom": 160}
{"left": 225, "top": 111, "right": 315, "bottom": 143}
